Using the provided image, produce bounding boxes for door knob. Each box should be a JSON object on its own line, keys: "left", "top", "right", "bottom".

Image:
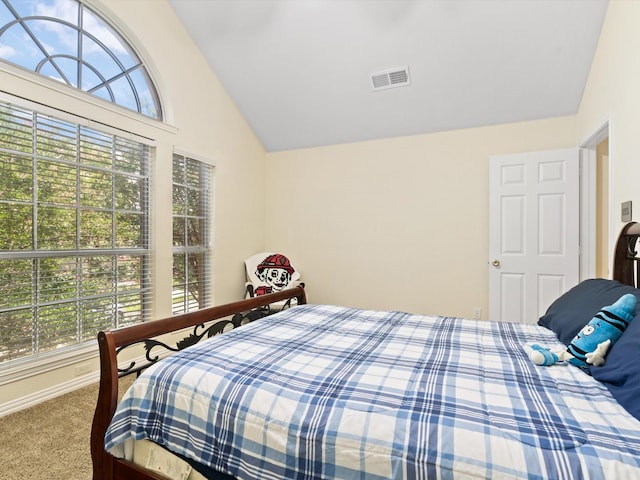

{"left": 491, "top": 259, "right": 500, "bottom": 267}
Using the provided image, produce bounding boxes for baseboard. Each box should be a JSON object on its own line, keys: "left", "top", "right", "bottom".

{"left": 0, "top": 345, "right": 174, "bottom": 418}
{"left": 0, "top": 371, "right": 100, "bottom": 418}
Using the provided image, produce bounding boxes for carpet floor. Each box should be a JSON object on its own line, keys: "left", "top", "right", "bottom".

{"left": 0, "top": 377, "right": 133, "bottom": 480}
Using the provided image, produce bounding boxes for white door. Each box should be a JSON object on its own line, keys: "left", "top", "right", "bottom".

{"left": 489, "top": 149, "right": 580, "bottom": 324}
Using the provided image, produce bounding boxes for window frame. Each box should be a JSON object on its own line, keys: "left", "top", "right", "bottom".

{"left": 0, "top": 98, "right": 154, "bottom": 369}
{"left": 171, "top": 150, "right": 214, "bottom": 316}
{"left": 0, "top": 0, "right": 163, "bottom": 120}
{"left": 0, "top": 0, "right": 217, "bottom": 388}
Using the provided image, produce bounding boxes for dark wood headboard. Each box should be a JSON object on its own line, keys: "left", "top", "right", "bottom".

{"left": 613, "top": 221, "right": 640, "bottom": 287}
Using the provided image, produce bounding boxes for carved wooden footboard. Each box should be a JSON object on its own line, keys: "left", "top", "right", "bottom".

{"left": 90, "top": 286, "right": 307, "bottom": 480}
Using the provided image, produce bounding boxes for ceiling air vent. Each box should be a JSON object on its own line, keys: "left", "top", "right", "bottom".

{"left": 370, "top": 66, "right": 410, "bottom": 91}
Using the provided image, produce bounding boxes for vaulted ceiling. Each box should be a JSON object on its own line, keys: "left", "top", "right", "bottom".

{"left": 168, "top": 0, "right": 608, "bottom": 152}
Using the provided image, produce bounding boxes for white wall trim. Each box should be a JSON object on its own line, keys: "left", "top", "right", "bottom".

{"left": 0, "top": 350, "right": 149, "bottom": 418}
{"left": 579, "top": 146, "right": 596, "bottom": 280}
{"left": 0, "top": 343, "right": 98, "bottom": 386}
{"left": 173, "top": 148, "right": 217, "bottom": 168}
{"left": 579, "top": 117, "right": 611, "bottom": 279}
{"left": 0, "top": 64, "right": 178, "bottom": 139}
{"left": 0, "top": 371, "right": 99, "bottom": 418}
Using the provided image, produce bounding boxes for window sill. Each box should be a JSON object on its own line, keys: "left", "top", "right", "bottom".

{"left": 0, "top": 342, "right": 98, "bottom": 386}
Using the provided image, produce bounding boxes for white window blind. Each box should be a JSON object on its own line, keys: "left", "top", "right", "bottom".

{"left": 0, "top": 101, "right": 152, "bottom": 364}
{"left": 172, "top": 153, "right": 212, "bottom": 315}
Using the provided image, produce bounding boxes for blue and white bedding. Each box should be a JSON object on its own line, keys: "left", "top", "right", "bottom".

{"left": 105, "top": 304, "right": 640, "bottom": 479}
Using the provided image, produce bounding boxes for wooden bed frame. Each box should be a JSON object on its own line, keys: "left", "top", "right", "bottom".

{"left": 613, "top": 221, "right": 640, "bottom": 288}
{"left": 91, "top": 222, "right": 640, "bottom": 480}
{"left": 90, "top": 286, "right": 307, "bottom": 480}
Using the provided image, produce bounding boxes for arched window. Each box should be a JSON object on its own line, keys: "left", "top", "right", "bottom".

{"left": 0, "top": 0, "right": 161, "bottom": 119}
{"left": 0, "top": 0, "right": 167, "bottom": 367}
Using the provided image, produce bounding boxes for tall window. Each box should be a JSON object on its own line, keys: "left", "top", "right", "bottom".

{"left": 0, "top": 101, "right": 151, "bottom": 363}
{"left": 0, "top": 0, "right": 161, "bottom": 119}
{"left": 172, "top": 153, "right": 212, "bottom": 315}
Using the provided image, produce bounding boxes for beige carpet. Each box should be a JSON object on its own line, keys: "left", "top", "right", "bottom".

{"left": 0, "top": 377, "right": 133, "bottom": 480}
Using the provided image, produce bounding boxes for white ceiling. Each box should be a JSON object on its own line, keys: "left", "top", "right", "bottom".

{"left": 168, "top": 0, "right": 608, "bottom": 152}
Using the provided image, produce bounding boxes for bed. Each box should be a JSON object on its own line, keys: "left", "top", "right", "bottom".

{"left": 91, "top": 222, "right": 640, "bottom": 480}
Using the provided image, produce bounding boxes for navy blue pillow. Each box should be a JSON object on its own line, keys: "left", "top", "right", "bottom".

{"left": 538, "top": 278, "right": 640, "bottom": 421}
{"left": 590, "top": 313, "right": 640, "bottom": 421}
{"left": 538, "top": 278, "right": 640, "bottom": 345}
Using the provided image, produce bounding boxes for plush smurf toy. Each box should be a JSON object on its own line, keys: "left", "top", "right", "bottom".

{"left": 526, "top": 293, "right": 637, "bottom": 369}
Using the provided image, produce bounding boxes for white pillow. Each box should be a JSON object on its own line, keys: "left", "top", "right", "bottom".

{"left": 245, "top": 252, "right": 300, "bottom": 296}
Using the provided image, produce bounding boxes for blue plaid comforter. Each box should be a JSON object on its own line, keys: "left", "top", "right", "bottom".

{"left": 105, "top": 304, "right": 640, "bottom": 479}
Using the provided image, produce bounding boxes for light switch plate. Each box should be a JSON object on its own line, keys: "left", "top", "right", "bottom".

{"left": 622, "top": 201, "right": 632, "bottom": 222}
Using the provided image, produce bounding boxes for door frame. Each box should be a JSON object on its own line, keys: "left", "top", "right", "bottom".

{"left": 579, "top": 117, "right": 611, "bottom": 281}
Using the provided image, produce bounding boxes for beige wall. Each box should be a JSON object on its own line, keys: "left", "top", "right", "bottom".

{"left": 103, "top": 0, "right": 268, "bottom": 307}
{"left": 0, "top": 0, "right": 265, "bottom": 410}
{"left": 265, "top": 117, "right": 576, "bottom": 318}
{"left": 266, "top": 0, "right": 640, "bottom": 320}
{"left": 577, "top": 0, "right": 640, "bottom": 268}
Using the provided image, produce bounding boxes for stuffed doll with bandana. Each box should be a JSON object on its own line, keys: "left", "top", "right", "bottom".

{"left": 526, "top": 293, "right": 637, "bottom": 368}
